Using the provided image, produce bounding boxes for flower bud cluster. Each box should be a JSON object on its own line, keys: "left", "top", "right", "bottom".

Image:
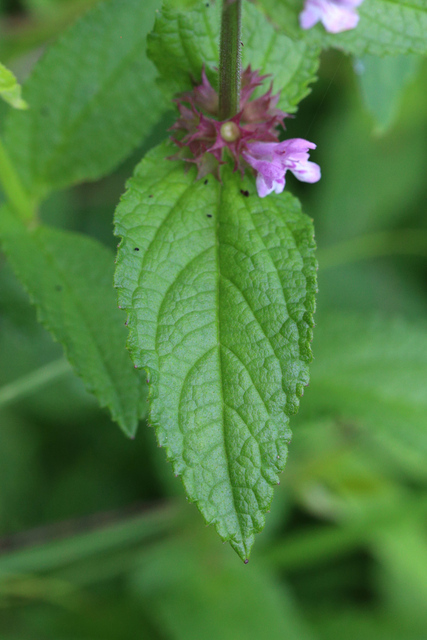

{"left": 170, "top": 66, "right": 320, "bottom": 198}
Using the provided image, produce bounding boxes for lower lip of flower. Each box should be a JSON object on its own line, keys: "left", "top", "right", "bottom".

{"left": 220, "top": 121, "right": 241, "bottom": 142}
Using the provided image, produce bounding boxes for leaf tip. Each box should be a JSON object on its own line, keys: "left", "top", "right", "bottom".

{"left": 230, "top": 535, "right": 255, "bottom": 562}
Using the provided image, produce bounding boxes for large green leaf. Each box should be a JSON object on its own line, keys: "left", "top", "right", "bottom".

{"left": 3, "top": 0, "right": 164, "bottom": 199}
{"left": 114, "top": 143, "right": 317, "bottom": 559}
{"left": 132, "top": 532, "right": 315, "bottom": 640}
{"left": 0, "top": 62, "right": 28, "bottom": 110}
{"left": 0, "top": 205, "right": 146, "bottom": 436}
{"left": 305, "top": 313, "right": 427, "bottom": 479}
{"left": 256, "top": 0, "right": 427, "bottom": 56}
{"left": 148, "top": 0, "right": 320, "bottom": 112}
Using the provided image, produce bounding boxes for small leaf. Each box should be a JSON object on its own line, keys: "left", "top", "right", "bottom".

{"left": 114, "top": 143, "right": 317, "bottom": 558}
{"left": 0, "top": 205, "right": 146, "bottom": 436}
{"left": 0, "top": 62, "right": 28, "bottom": 110}
{"left": 355, "top": 53, "right": 421, "bottom": 135}
{"left": 3, "top": 0, "right": 165, "bottom": 199}
{"left": 257, "top": 0, "right": 427, "bottom": 56}
{"left": 148, "top": 1, "right": 320, "bottom": 112}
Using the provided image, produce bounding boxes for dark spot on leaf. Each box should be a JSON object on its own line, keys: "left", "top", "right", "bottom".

{"left": 206, "top": 2, "right": 209, "bottom": 6}
{"left": 244, "top": 559, "right": 249, "bottom": 564}
{"left": 134, "top": 247, "right": 140, "bottom": 251}
{"left": 207, "top": 214, "right": 212, "bottom": 218}
{"left": 149, "top": 194, "right": 153, "bottom": 198}
{"left": 204, "top": 179, "right": 208, "bottom": 185}
{"left": 55, "top": 285, "right": 62, "bottom": 292}
{"left": 40, "top": 106, "right": 49, "bottom": 117}
{"left": 241, "top": 41, "right": 244, "bottom": 47}
{"left": 240, "top": 189, "right": 249, "bottom": 197}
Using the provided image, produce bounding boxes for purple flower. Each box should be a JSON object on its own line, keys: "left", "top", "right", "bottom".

{"left": 299, "top": 0, "right": 364, "bottom": 34}
{"left": 242, "top": 139, "right": 321, "bottom": 198}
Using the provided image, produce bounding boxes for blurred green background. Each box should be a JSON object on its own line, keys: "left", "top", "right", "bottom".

{"left": 1, "top": 0, "right": 427, "bottom": 637}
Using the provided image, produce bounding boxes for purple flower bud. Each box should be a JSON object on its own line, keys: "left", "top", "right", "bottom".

{"left": 180, "top": 67, "right": 219, "bottom": 115}
{"left": 299, "top": 0, "right": 364, "bottom": 33}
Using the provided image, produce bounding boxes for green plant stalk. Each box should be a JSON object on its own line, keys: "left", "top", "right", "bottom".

{"left": 0, "top": 359, "right": 72, "bottom": 410}
{"left": 218, "top": 0, "right": 242, "bottom": 120}
{"left": 0, "top": 505, "right": 181, "bottom": 576}
{"left": 0, "top": 135, "right": 33, "bottom": 223}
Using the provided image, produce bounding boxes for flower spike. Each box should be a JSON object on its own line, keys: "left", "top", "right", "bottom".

{"left": 170, "top": 66, "right": 321, "bottom": 198}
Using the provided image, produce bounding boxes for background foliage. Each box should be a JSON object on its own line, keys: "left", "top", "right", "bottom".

{"left": 1, "top": 0, "right": 427, "bottom": 637}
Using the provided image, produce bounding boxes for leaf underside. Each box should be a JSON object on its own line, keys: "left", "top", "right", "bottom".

{"left": 0, "top": 205, "right": 146, "bottom": 436}
{"left": 114, "top": 143, "right": 317, "bottom": 559}
{"left": 256, "top": 0, "right": 427, "bottom": 56}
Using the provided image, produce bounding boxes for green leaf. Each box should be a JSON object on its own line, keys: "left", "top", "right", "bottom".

{"left": 306, "top": 313, "right": 427, "bottom": 480}
{"left": 374, "top": 521, "right": 427, "bottom": 617}
{"left": 114, "top": 143, "right": 317, "bottom": 559}
{"left": 355, "top": 53, "right": 421, "bottom": 134}
{"left": 133, "top": 533, "right": 315, "bottom": 640}
{"left": 256, "top": 0, "right": 427, "bottom": 56}
{"left": 0, "top": 62, "right": 28, "bottom": 110}
{"left": 3, "top": 0, "right": 164, "bottom": 199}
{"left": 148, "top": 1, "right": 320, "bottom": 112}
{"left": 311, "top": 99, "right": 427, "bottom": 244}
{"left": 0, "top": 205, "right": 146, "bottom": 436}
{"left": 147, "top": 1, "right": 220, "bottom": 97}
{"left": 242, "top": 0, "right": 320, "bottom": 111}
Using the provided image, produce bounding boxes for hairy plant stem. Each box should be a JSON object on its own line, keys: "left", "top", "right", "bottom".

{"left": 0, "top": 135, "right": 34, "bottom": 223}
{"left": 218, "top": 0, "right": 242, "bottom": 120}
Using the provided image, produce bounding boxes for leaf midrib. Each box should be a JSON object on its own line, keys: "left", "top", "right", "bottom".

{"left": 215, "top": 180, "right": 246, "bottom": 545}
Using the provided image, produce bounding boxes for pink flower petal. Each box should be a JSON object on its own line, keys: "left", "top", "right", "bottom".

{"left": 300, "top": 0, "right": 363, "bottom": 33}
{"left": 290, "top": 161, "right": 321, "bottom": 183}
